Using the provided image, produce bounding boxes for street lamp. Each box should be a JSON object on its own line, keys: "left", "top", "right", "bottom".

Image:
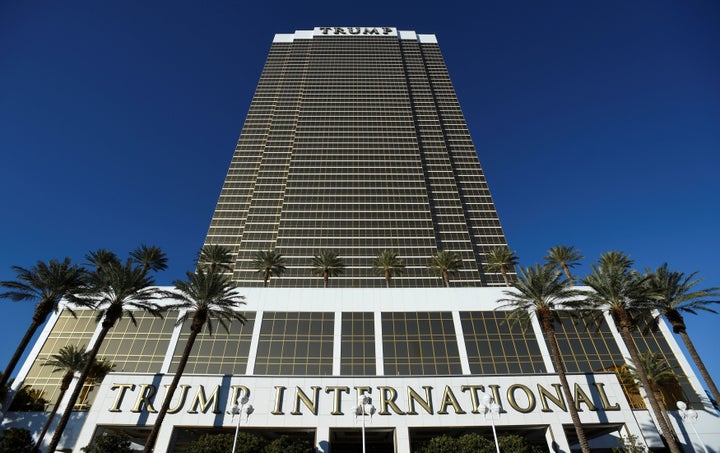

{"left": 478, "top": 391, "right": 501, "bottom": 453}
{"left": 352, "top": 394, "right": 376, "bottom": 453}
{"left": 229, "top": 395, "right": 254, "bottom": 453}
{"left": 676, "top": 401, "right": 707, "bottom": 453}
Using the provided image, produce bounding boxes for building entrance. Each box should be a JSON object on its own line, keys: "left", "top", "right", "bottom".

{"left": 329, "top": 428, "right": 395, "bottom": 453}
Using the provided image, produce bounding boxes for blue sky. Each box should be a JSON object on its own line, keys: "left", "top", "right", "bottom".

{"left": 1, "top": 1, "right": 719, "bottom": 393}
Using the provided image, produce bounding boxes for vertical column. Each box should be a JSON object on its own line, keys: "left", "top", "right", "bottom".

{"left": 160, "top": 310, "right": 186, "bottom": 373}
{"left": 530, "top": 310, "right": 555, "bottom": 372}
{"left": 316, "top": 425, "right": 330, "bottom": 453}
{"left": 333, "top": 311, "right": 342, "bottom": 375}
{"left": 154, "top": 422, "right": 175, "bottom": 453}
{"left": 546, "top": 423, "right": 572, "bottom": 453}
{"left": 451, "top": 311, "right": 471, "bottom": 374}
{"left": 396, "top": 426, "right": 411, "bottom": 453}
{"left": 374, "top": 312, "right": 384, "bottom": 376}
{"left": 245, "top": 310, "right": 264, "bottom": 375}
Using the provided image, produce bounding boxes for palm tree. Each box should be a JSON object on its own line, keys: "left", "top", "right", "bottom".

{"left": 644, "top": 263, "right": 720, "bottom": 405}
{"left": 78, "top": 358, "right": 115, "bottom": 408}
{"left": 544, "top": 245, "right": 583, "bottom": 281}
{"left": 46, "top": 252, "right": 167, "bottom": 453}
{"left": 499, "top": 264, "right": 591, "bottom": 453}
{"left": 84, "top": 249, "right": 118, "bottom": 273}
{"left": 130, "top": 244, "right": 169, "bottom": 273}
{"left": 311, "top": 250, "right": 345, "bottom": 288}
{"left": 197, "top": 244, "right": 234, "bottom": 273}
{"left": 0, "top": 258, "right": 88, "bottom": 389}
{"left": 427, "top": 250, "right": 462, "bottom": 287}
{"left": 628, "top": 352, "right": 680, "bottom": 441}
{"left": 485, "top": 246, "right": 519, "bottom": 286}
{"left": 143, "top": 269, "right": 245, "bottom": 452}
{"left": 582, "top": 252, "right": 681, "bottom": 453}
{"left": 372, "top": 250, "right": 405, "bottom": 288}
{"left": 253, "top": 250, "right": 286, "bottom": 287}
{"left": 35, "top": 345, "right": 88, "bottom": 450}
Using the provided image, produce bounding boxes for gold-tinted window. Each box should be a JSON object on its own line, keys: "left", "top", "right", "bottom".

{"left": 382, "top": 312, "right": 461, "bottom": 375}
{"left": 20, "top": 311, "right": 98, "bottom": 408}
{"left": 631, "top": 317, "right": 697, "bottom": 406}
{"left": 169, "top": 313, "right": 255, "bottom": 375}
{"left": 341, "top": 312, "right": 375, "bottom": 375}
{"left": 461, "top": 311, "right": 546, "bottom": 374}
{"left": 254, "top": 312, "right": 334, "bottom": 375}
{"left": 20, "top": 310, "right": 174, "bottom": 410}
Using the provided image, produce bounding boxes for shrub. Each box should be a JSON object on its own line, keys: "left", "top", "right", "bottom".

{"left": 186, "top": 432, "right": 265, "bottom": 453}
{"left": 0, "top": 428, "right": 35, "bottom": 453}
{"left": 81, "top": 431, "right": 133, "bottom": 453}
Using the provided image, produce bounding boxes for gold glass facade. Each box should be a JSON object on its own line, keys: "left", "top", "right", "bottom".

{"left": 381, "top": 312, "right": 462, "bottom": 375}
{"left": 460, "top": 311, "right": 546, "bottom": 374}
{"left": 341, "top": 312, "right": 376, "bottom": 375}
{"left": 253, "top": 312, "right": 334, "bottom": 375}
{"left": 21, "top": 311, "right": 175, "bottom": 409}
{"left": 203, "top": 31, "right": 512, "bottom": 287}
{"left": 169, "top": 314, "right": 255, "bottom": 375}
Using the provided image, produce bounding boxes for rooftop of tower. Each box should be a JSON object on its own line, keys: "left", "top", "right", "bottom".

{"left": 273, "top": 27, "right": 438, "bottom": 43}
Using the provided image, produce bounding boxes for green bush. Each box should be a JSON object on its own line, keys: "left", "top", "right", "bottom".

{"left": 8, "top": 385, "right": 48, "bottom": 411}
{"left": 186, "top": 432, "right": 265, "bottom": 453}
{"left": 81, "top": 431, "right": 133, "bottom": 453}
{"left": 419, "top": 432, "right": 544, "bottom": 453}
{"left": 263, "top": 435, "right": 314, "bottom": 453}
{"left": 0, "top": 427, "right": 35, "bottom": 453}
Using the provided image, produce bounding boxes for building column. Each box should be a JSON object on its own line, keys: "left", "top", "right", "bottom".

{"left": 546, "top": 423, "right": 572, "bottom": 453}
{"left": 316, "top": 425, "right": 330, "bottom": 453}
{"left": 154, "top": 422, "right": 175, "bottom": 453}
{"left": 396, "top": 426, "right": 411, "bottom": 453}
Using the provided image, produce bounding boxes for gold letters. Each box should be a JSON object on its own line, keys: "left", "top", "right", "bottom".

{"left": 507, "top": 384, "right": 535, "bottom": 413}
{"left": 437, "top": 386, "right": 466, "bottom": 414}
{"left": 272, "top": 386, "right": 286, "bottom": 415}
{"left": 131, "top": 384, "right": 157, "bottom": 413}
{"left": 461, "top": 385, "right": 485, "bottom": 414}
{"left": 407, "top": 386, "right": 433, "bottom": 415}
{"left": 187, "top": 385, "right": 220, "bottom": 414}
{"left": 573, "top": 383, "right": 596, "bottom": 411}
{"left": 537, "top": 384, "right": 566, "bottom": 412}
{"left": 593, "top": 383, "right": 621, "bottom": 411}
{"left": 109, "top": 384, "right": 135, "bottom": 412}
{"left": 377, "top": 386, "right": 406, "bottom": 415}
{"left": 325, "top": 386, "right": 350, "bottom": 415}
{"left": 291, "top": 386, "right": 321, "bottom": 415}
{"left": 167, "top": 385, "right": 191, "bottom": 414}
{"left": 105, "top": 380, "right": 620, "bottom": 417}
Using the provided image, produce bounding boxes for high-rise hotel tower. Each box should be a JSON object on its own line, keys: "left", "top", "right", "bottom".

{"left": 205, "top": 26, "right": 511, "bottom": 287}
{"left": 5, "top": 28, "right": 718, "bottom": 453}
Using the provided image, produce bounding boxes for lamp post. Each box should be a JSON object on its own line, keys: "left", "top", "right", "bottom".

{"left": 229, "top": 395, "right": 253, "bottom": 453}
{"left": 478, "top": 391, "right": 501, "bottom": 453}
{"left": 676, "top": 401, "right": 707, "bottom": 453}
{"left": 352, "top": 395, "right": 376, "bottom": 453}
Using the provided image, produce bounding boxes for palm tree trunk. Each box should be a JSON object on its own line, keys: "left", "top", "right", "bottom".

{"left": 144, "top": 327, "right": 199, "bottom": 452}
{"left": 1, "top": 319, "right": 42, "bottom": 389}
{"left": 653, "top": 389, "right": 678, "bottom": 441}
{"left": 324, "top": 271, "right": 328, "bottom": 288}
{"left": 561, "top": 263, "right": 572, "bottom": 280}
{"left": 46, "top": 326, "right": 110, "bottom": 453}
{"left": 540, "top": 311, "right": 591, "bottom": 453}
{"left": 615, "top": 311, "right": 681, "bottom": 453}
{"left": 500, "top": 266, "right": 509, "bottom": 286}
{"left": 263, "top": 270, "right": 269, "bottom": 287}
{"left": 33, "top": 374, "right": 71, "bottom": 452}
{"left": 678, "top": 330, "right": 720, "bottom": 404}
{"left": 442, "top": 271, "right": 450, "bottom": 287}
{"left": 678, "top": 330, "right": 720, "bottom": 405}
{"left": 385, "top": 270, "right": 390, "bottom": 288}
